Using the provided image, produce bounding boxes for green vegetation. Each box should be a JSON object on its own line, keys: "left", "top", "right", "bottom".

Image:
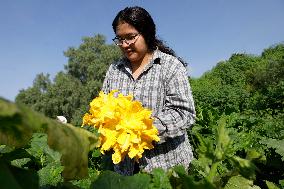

{"left": 1, "top": 34, "right": 283, "bottom": 188}
{"left": 15, "top": 34, "right": 121, "bottom": 126}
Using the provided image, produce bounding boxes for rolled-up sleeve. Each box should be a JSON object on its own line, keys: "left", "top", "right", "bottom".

{"left": 153, "top": 65, "right": 196, "bottom": 143}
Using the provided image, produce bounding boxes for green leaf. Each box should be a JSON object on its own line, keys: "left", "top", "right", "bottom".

{"left": 11, "top": 158, "right": 31, "bottom": 168}
{"left": 0, "top": 98, "right": 35, "bottom": 147}
{"left": 71, "top": 168, "right": 99, "bottom": 189}
{"left": 148, "top": 168, "right": 172, "bottom": 189}
{"left": 215, "top": 116, "right": 232, "bottom": 160}
{"left": 260, "top": 138, "right": 284, "bottom": 161}
{"left": 0, "top": 98, "right": 99, "bottom": 180}
{"left": 246, "top": 149, "right": 266, "bottom": 161}
{"left": 0, "top": 148, "right": 31, "bottom": 162}
{"left": 0, "top": 162, "right": 39, "bottom": 189}
{"left": 224, "top": 175, "right": 261, "bottom": 189}
{"left": 172, "top": 166, "right": 215, "bottom": 189}
{"left": 279, "top": 180, "right": 284, "bottom": 188}
{"left": 26, "top": 133, "right": 61, "bottom": 166}
{"left": 265, "top": 180, "right": 280, "bottom": 189}
{"left": 38, "top": 162, "right": 64, "bottom": 187}
{"left": 0, "top": 145, "right": 14, "bottom": 153}
{"left": 92, "top": 148, "right": 101, "bottom": 158}
{"left": 230, "top": 156, "right": 257, "bottom": 180}
{"left": 172, "top": 165, "right": 188, "bottom": 175}
{"left": 91, "top": 171, "right": 151, "bottom": 189}
{"left": 47, "top": 123, "right": 99, "bottom": 180}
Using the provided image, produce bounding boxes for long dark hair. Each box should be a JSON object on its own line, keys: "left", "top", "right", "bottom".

{"left": 112, "top": 6, "right": 187, "bottom": 67}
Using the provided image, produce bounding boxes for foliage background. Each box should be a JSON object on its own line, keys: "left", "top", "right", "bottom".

{"left": 1, "top": 34, "right": 283, "bottom": 188}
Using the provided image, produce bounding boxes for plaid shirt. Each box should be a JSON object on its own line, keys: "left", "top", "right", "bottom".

{"left": 102, "top": 49, "right": 196, "bottom": 175}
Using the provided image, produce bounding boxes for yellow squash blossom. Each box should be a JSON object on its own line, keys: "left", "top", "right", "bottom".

{"left": 82, "top": 90, "right": 160, "bottom": 164}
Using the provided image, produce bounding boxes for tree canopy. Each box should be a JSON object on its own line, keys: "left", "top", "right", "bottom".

{"left": 16, "top": 34, "right": 121, "bottom": 125}
{"left": 191, "top": 43, "right": 284, "bottom": 114}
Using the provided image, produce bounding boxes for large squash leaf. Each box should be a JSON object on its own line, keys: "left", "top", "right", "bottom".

{"left": 0, "top": 98, "right": 99, "bottom": 180}
{"left": 0, "top": 162, "right": 39, "bottom": 189}
{"left": 260, "top": 138, "right": 284, "bottom": 161}
{"left": 0, "top": 98, "right": 36, "bottom": 147}
{"left": 46, "top": 122, "right": 98, "bottom": 180}
{"left": 90, "top": 171, "right": 150, "bottom": 189}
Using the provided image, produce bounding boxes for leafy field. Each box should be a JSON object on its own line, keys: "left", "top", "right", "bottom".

{"left": 1, "top": 35, "right": 283, "bottom": 188}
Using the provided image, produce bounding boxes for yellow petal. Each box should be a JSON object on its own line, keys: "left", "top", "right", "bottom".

{"left": 117, "top": 132, "right": 131, "bottom": 152}
{"left": 112, "top": 150, "right": 122, "bottom": 164}
{"left": 130, "top": 132, "right": 141, "bottom": 143}
{"left": 101, "top": 130, "right": 117, "bottom": 151}
{"left": 128, "top": 144, "right": 140, "bottom": 159}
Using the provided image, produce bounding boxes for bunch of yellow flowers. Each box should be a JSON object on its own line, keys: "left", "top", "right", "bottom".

{"left": 82, "top": 90, "right": 160, "bottom": 164}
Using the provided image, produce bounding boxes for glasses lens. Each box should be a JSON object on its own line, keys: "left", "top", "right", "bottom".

{"left": 113, "top": 38, "right": 121, "bottom": 45}
{"left": 113, "top": 34, "right": 139, "bottom": 46}
{"left": 126, "top": 34, "right": 139, "bottom": 44}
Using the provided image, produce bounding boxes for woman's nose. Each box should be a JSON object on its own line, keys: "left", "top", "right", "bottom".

{"left": 120, "top": 40, "right": 130, "bottom": 48}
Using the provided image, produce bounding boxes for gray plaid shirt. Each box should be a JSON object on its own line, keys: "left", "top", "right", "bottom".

{"left": 102, "top": 49, "right": 196, "bottom": 175}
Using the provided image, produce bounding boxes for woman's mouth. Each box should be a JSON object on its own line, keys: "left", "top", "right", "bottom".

{"left": 125, "top": 49, "right": 134, "bottom": 56}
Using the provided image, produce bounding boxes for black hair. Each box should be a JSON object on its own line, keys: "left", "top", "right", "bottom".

{"left": 112, "top": 6, "right": 187, "bottom": 67}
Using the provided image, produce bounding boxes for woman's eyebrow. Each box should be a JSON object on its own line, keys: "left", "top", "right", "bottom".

{"left": 116, "top": 33, "right": 138, "bottom": 38}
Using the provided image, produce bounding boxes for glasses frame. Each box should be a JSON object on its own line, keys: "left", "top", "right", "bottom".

{"left": 112, "top": 33, "right": 140, "bottom": 46}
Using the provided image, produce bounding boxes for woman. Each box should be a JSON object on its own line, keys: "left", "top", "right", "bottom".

{"left": 102, "top": 6, "right": 196, "bottom": 175}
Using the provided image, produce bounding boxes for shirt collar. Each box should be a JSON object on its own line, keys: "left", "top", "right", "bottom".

{"left": 117, "top": 49, "right": 162, "bottom": 68}
{"left": 152, "top": 49, "right": 162, "bottom": 64}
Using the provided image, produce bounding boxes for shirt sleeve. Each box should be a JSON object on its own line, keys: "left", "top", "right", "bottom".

{"left": 153, "top": 64, "right": 196, "bottom": 143}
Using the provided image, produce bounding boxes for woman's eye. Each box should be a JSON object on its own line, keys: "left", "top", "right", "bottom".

{"left": 126, "top": 36, "right": 135, "bottom": 40}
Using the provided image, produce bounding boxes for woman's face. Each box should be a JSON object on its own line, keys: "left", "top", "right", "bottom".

{"left": 115, "top": 21, "right": 149, "bottom": 64}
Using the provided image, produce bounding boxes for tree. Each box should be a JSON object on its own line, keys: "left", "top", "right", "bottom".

{"left": 16, "top": 73, "right": 51, "bottom": 113}
{"left": 191, "top": 53, "right": 258, "bottom": 114}
{"left": 16, "top": 34, "right": 121, "bottom": 125}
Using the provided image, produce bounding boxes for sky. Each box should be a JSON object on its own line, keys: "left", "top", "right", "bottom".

{"left": 0, "top": 0, "right": 284, "bottom": 102}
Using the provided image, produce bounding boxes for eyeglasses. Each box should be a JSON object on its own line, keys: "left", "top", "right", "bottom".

{"left": 112, "top": 33, "right": 140, "bottom": 46}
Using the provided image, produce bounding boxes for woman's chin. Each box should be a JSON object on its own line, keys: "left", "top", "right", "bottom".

{"left": 125, "top": 54, "right": 138, "bottom": 62}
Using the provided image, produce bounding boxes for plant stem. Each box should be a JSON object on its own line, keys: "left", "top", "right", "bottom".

{"left": 207, "top": 161, "right": 219, "bottom": 183}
